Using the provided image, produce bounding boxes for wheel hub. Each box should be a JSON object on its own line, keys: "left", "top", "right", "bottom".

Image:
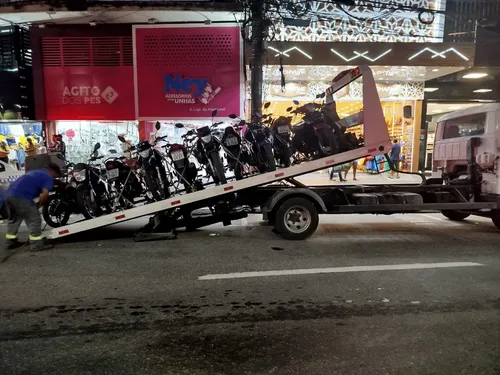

{"left": 284, "top": 206, "right": 311, "bottom": 233}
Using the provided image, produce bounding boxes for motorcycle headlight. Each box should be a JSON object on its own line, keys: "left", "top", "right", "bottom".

{"left": 201, "top": 135, "right": 212, "bottom": 144}
{"left": 73, "top": 170, "right": 86, "bottom": 182}
{"left": 139, "top": 150, "right": 150, "bottom": 158}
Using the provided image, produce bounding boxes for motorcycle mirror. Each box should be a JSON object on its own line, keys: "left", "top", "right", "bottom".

{"left": 211, "top": 110, "right": 217, "bottom": 117}
{"left": 286, "top": 106, "right": 293, "bottom": 112}
{"left": 155, "top": 121, "right": 161, "bottom": 130}
{"left": 93, "top": 150, "right": 98, "bottom": 158}
{"left": 228, "top": 114, "right": 238, "bottom": 119}
{"left": 187, "top": 130, "right": 194, "bottom": 136}
{"left": 94, "top": 142, "right": 101, "bottom": 151}
{"left": 264, "top": 102, "right": 271, "bottom": 109}
{"left": 175, "top": 123, "right": 184, "bottom": 128}
{"left": 118, "top": 135, "right": 126, "bottom": 143}
{"left": 316, "top": 92, "right": 326, "bottom": 99}
{"left": 293, "top": 100, "right": 300, "bottom": 105}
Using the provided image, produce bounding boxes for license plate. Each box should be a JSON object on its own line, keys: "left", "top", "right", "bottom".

{"left": 106, "top": 168, "right": 119, "bottom": 180}
{"left": 225, "top": 136, "right": 239, "bottom": 147}
{"left": 171, "top": 150, "right": 184, "bottom": 162}
{"left": 278, "top": 125, "right": 290, "bottom": 134}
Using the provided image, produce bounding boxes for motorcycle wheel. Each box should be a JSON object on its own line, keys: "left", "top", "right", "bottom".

{"left": 77, "top": 187, "right": 102, "bottom": 219}
{"left": 210, "top": 153, "right": 227, "bottom": 185}
{"left": 281, "top": 147, "right": 292, "bottom": 168}
{"left": 43, "top": 195, "right": 71, "bottom": 227}
{"left": 318, "top": 129, "right": 338, "bottom": 157}
{"left": 234, "top": 164, "right": 243, "bottom": 180}
{"left": 262, "top": 144, "right": 277, "bottom": 172}
{"left": 144, "top": 169, "right": 166, "bottom": 201}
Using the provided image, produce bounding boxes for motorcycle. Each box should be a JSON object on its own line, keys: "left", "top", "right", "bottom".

{"left": 221, "top": 120, "right": 251, "bottom": 180}
{"left": 269, "top": 115, "right": 293, "bottom": 168}
{"left": 42, "top": 162, "right": 80, "bottom": 227}
{"left": 132, "top": 121, "right": 170, "bottom": 201}
{"left": 104, "top": 145, "right": 145, "bottom": 207}
{"left": 165, "top": 123, "right": 201, "bottom": 192}
{"left": 193, "top": 110, "right": 227, "bottom": 185}
{"left": 72, "top": 142, "right": 116, "bottom": 219}
{"left": 290, "top": 99, "right": 338, "bottom": 159}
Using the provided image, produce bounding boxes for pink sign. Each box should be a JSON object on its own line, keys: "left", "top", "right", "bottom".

{"left": 133, "top": 25, "right": 244, "bottom": 120}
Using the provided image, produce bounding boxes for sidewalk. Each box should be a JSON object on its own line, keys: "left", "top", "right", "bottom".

{"left": 296, "top": 171, "right": 424, "bottom": 186}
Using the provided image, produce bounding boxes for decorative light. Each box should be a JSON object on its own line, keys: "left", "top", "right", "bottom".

{"left": 473, "top": 89, "right": 492, "bottom": 93}
{"left": 330, "top": 49, "right": 392, "bottom": 62}
{"left": 408, "top": 48, "right": 469, "bottom": 61}
{"left": 463, "top": 73, "right": 488, "bottom": 79}
{"left": 270, "top": 46, "right": 312, "bottom": 59}
{"left": 424, "top": 88, "right": 439, "bottom": 92}
{"left": 432, "top": 69, "right": 439, "bottom": 72}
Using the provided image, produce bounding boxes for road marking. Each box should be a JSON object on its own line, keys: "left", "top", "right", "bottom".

{"left": 198, "top": 262, "right": 484, "bottom": 280}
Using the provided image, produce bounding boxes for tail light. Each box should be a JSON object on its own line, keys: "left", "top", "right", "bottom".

{"left": 170, "top": 144, "right": 183, "bottom": 152}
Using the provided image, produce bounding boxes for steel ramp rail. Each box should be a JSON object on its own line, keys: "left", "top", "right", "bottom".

{"left": 45, "top": 65, "right": 391, "bottom": 240}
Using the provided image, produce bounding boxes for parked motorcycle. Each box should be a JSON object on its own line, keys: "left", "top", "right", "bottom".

{"left": 290, "top": 99, "right": 338, "bottom": 158}
{"left": 42, "top": 162, "right": 80, "bottom": 227}
{"left": 221, "top": 120, "right": 250, "bottom": 180}
{"left": 193, "top": 110, "right": 227, "bottom": 185}
{"left": 165, "top": 123, "right": 201, "bottom": 192}
{"left": 269, "top": 115, "right": 293, "bottom": 168}
{"left": 126, "top": 121, "right": 170, "bottom": 201}
{"left": 104, "top": 147, "right": 144, "bottom": 207}
{"left": 72, "top": 142, "right": 116, "bottom": 219}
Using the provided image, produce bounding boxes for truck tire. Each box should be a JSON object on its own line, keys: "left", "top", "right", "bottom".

{"left": 441, "top": 210, "right": 470, "bottom": 221}
{"left": 274, "top": 197, "right": 319, "bottom": 240}
{"left": 491, "top": 211, "right": 500, "bottom": 230}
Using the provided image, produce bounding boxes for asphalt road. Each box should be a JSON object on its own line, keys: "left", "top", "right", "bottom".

{"left": 0, "top": 213, "right": 499, "bottom": 375}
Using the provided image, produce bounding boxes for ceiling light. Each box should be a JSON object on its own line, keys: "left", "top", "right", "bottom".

{"left": 473, "top": 89, "right": 492, "bottom": 93}
{"left": 432, "top": 69, "right": 439, "bottom": 72}
{"left": 89, "top": 21, "right": 97, "bottom": 26}
{"left": 448, "top": 106, "right": 461, "bottom": 110}
{"left": 463, "top": 73, "right": 487, "bottom": 79}
{"left": 419, "top": 73, "right": 425, "bottom": 76}
{"left": 424, "top": 88, "right": 439, "bottom": 92}
{"left": 432, "top": 110, "right": 442, "bottom": 113}
{"left": 148, "top": 18, "right": 159, "bottom": 24}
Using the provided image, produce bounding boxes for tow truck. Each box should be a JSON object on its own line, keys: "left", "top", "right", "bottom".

{"left": 44, "top": 65, "right": 500, "bottom": 242}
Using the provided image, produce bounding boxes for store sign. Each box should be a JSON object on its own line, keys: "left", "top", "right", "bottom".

{"left": 134, "top": 25, "right": 244, "bottom": 119}
{"left": 43, "top": 67, "right": 135, "bottom": 120}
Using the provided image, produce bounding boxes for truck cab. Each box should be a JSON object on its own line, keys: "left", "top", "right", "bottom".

{"left": 433, "top": 103, "right": 500, "bottom": 200}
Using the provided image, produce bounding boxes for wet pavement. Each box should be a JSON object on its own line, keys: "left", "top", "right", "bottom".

{"left": 0, "top": 213, "right": 499, "bottom": 374}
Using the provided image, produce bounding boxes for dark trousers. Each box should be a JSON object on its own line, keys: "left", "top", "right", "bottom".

{"left": 5, "top": 196, "right": 42, "bottom": 241}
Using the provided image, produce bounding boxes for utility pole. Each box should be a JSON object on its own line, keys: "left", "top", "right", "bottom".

{"left": 250, "top": 0, "right": 265, "bottom": 123}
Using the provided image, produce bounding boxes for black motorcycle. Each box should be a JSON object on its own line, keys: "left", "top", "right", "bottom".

{"left": 270, "top": 115, "right": 293, "bottom": 168}
{"left": 132, "top": 122, "right": 170, "bottom": 201}
{"left": 193, "top": 110, "right": 227, "bottom": 185}
{"left": 243, "top": 121, "right": 276, "bottom": 173}
{"left": 42, "top": 163, "right": 80, "bottom": 227}
{"left": 166, "top": 123, "right": 200, "bottom": 192}
{"left": 73, "top": 142, "right": 116, "bottom": 219}
{"left": 104, "top": 150, "right": 144, "bottom": 207}
{"left": 221, "top": 121, "right": 249, "bottom": 180}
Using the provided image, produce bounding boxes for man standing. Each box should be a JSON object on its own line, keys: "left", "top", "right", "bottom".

{"left": 389, "top": 139, "right": 401, "bottom": 179}
{"left": 4, "top": 163, "right": 61, "bottom": 251}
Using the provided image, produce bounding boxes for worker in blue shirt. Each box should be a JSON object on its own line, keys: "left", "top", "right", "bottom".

{"left": 5, "top": 163, "right": 61, "bottom": 251}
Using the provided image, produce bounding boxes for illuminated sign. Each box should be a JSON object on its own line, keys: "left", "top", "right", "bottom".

{"left": 268, "top": 46, "right": 312, "bottom": 59}
{"left": 408, "top": 48, "right": 469, "bottom": 61}
{"left": 330, "top": 49, "right": 392, "bottom": 62}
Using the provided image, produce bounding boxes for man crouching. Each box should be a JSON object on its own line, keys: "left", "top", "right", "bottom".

{"left": 5, "top": 163, "right": 61, "bottom": 251}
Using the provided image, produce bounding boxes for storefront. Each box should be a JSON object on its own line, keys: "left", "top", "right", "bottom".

{"left": 254, "top": 41, "right": 476, "bottom": 172}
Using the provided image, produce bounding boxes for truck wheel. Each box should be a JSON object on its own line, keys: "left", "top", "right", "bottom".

{"left": 441, "top": 210, "right": 470, "bottom": 221}
{"left": 491, "top": 211, "right": 500, "bottom": 230}
{"left": 274, "top": 197, "right": 319, "bottom": 240}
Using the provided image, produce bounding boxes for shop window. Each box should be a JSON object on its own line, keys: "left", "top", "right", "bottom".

{"left": 443, "top": 113, "right": 486, "bottom": 139}
{"left": 55, "top": 121, "right": 139, "bottom": 164}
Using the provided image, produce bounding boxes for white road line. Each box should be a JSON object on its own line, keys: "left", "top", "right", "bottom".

{"left": 198, "top": 262, "right": 484, "bottom": 280}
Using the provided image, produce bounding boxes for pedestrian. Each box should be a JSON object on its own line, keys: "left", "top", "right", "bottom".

{"left": 4, "top": 163, "right": 61, "bottom": 251}
{"left": 25, "top": 137, "right": 37, "bottom": 157}
{"left": 56, "top": 134, "right": 66, "bottom": 159}
{"left": 343, "top": 160, "right": 359, "bottom": 181}
{"left": 389, "top": 139, "right": 401, "bottom": 179}
{"left": 16, "top": 143, "right": 26, "bottom": 169}
{"left": 329, "top": 165, "right": 346, "bottom": 182}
